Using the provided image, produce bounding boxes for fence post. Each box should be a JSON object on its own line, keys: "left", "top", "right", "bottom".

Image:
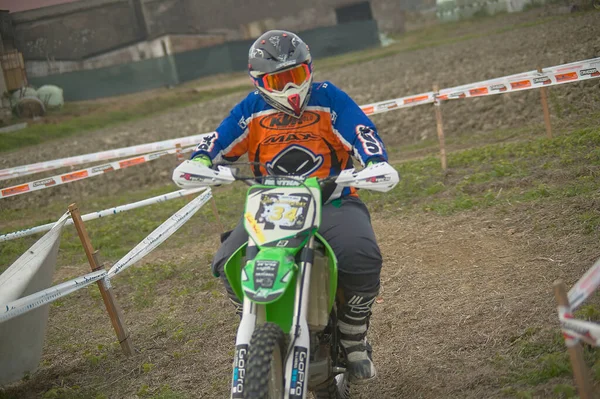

{"left": 68, "top": 203, "right": 135, "bottom": 356}
{"left": 553, "top": 280, "right": 594, "bottom": 399}
{"left": 432, "top": 84, "right": 447, "bottom": 171}
{"left": 537, "top": 67, "right": 553, "bottom": 139}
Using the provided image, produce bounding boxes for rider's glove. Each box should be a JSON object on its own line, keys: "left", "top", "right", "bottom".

{"left": 366, "top": 157, "right": 385, "bottom": 168}
{"left": 191, "top": 154, "right": 212, "bottom": 168}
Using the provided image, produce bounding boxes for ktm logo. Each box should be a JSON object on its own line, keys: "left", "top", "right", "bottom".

{"left": 259, "top": 111, "right": 320, "bottom": 130}
{"left": 263, "top": 132, "right": 319, "bottom": 145}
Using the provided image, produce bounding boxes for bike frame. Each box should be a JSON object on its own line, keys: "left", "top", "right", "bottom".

{"left": 171, "top": 159, "right": 399, "bottom": 399}
{"left": 225, "top": 177, "right": 337, "bottom": 399}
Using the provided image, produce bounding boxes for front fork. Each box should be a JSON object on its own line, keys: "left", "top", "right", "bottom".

{"left": 283, "top": 235, "right": 315, "bottom": 399}
{"left": 230, "top": 242, "right": 258, "bottom": 399}
{"left": 229, "top": 237, "right": 316, "bottom": 399}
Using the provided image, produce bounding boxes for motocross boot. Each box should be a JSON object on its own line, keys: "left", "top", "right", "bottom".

{"left": 222, "top": 277, "right": 243, "bottom": 318}
{"left": 337, "top": 290, "right": 378, "bottom": 383}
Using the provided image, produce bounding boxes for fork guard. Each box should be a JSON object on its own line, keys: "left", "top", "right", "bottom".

{"left": 223, "top": 232, "right": 338, "bottom": 334}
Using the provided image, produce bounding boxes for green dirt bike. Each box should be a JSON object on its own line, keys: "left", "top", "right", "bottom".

{"left": 173, "top": 160, "right": 398, "bottom": 399}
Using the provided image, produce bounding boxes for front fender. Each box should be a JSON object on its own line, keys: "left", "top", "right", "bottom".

{"left": 223, "top": 233, "right": 338, "bottom": 313}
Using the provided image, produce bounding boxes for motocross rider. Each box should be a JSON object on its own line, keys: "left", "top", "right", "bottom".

{"left": 189, "top": 30, "right": 394, "bottom": 383}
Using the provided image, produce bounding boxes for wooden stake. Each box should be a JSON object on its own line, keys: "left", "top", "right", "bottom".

{"left": 553, "top": 280, "right": 594, "bottom": 399}
{"left": 538, "top": 67, "right": 553, "bottom": 139}
{"left": 432, "top": 84, "right": 447, "bottom": 171}
{"left": 68, "top": 203, "right": 134, "bottom": 356}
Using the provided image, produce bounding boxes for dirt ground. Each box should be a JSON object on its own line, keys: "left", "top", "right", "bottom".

{"left": 2, "top": 7, "right": 600, "bottom": 399}
{"left": 4, "top": 196, "right": 597, "bottom": 398}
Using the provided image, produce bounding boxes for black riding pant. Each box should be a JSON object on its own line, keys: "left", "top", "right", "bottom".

{"left": 211, "top": 196, "right": 382, "bottom": 302}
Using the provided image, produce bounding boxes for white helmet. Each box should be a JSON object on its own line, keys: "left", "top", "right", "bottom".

{"left": 248, "top": 30, "right": 313, "bottom": 117}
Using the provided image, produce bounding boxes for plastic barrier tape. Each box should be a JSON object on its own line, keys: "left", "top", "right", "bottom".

{"left": 107, "top": 188, "right": 212, "bottom": 278}
{"left": 0, "top": 146, "right": 194, "bottom": 199}
{"left": 0, "top": 270, "right": 107, "bottom": 324}
{"left": 556, "top": 256, "right": 600, "bottom": 347}
{"left": 568, "top": 258, "right": 600, "bottom": 311}
{"left": 558, "top": 309, "right": 600, "bottom": 347}
{"left": 0, "top": 187, "right": 207, "bottom": 242}
{"left": 437, "top": 57, "right": 600, "bottom": 101}
{"left": 0, "top": 134, "right": 210, "bottom": 181}
{"left": 360, "top": 92, "right": 436, "bottom": 116}
{"left": 3, "top": 57, "right": 599, "bottom": 182}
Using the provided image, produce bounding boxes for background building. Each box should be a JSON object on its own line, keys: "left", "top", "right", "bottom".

{"left": 0, "top": 0, "right": 439, "bottom": 100}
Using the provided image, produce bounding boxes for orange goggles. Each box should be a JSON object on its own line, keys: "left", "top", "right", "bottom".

{"left": 261, "top": 64, "right": 311, "bottom": 92}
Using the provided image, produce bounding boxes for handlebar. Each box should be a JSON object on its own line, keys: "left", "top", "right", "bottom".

{"left": 214, "top": 162, "right": 336, "bottom": 187}
{"left": 173, "top": 160, "right": 399, "bottom": 193}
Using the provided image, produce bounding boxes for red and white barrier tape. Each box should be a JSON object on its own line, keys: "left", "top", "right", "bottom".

{"left": 0, "top": 134, "right": 208, "bottom": 182}
{"left": 568, "top": 258, "right": 600, "bottom": 311}
{"left": 360, "top": 92, "right": 436, "bottom": 116}
{"left": 559, "top": 306, "right": 600, "bottom": 347}
{"left": 0, "top": 187, "right": 207, "bottom": 242}
{"left": 0, "top": 146, "right": 193, "bottom": 199}
{"left": 437, "top": 57, "right": 600, "bottom": 101}
{"left": 555, "top": 257, "right": 600, "bottom": 347}
{"left": 2, "top": 57, "right": 599, "bottom": 183}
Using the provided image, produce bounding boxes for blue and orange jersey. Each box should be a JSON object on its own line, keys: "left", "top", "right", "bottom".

{"left": 191, "top": 81, "right": 388, "bottom": 201}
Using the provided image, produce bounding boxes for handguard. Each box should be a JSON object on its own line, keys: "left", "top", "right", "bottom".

{"left": 172, "top": 160, "right": 235, "bottom": 189}
{"left": 334, "top": 162, "right": 399, "bottom": 192}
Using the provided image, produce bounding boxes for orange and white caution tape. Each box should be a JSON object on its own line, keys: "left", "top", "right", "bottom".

{"left": 437, "top": 57, "right": 600, "bottom": 101}
{"left": 0, "top": 134, "right": 211, "bottom": 182}
{"left": 3, "top": 57, "right": 599, "bottom": 184}
{"left": 360, "top": 92, "right": 436, "bottom": 116}
{"left": 556, "top": 257, "right": 600, "bottom": 347}
{"left": 558, "top": 306, "right": 600, "bottom": 347}
{"left": 568, "top": 258, "right": 600, "bottom": 311}
{"left": 0, "top": 146, "right": 194, "bottom": 199}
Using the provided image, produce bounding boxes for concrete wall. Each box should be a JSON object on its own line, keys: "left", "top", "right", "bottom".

{"left": 28, "top": 53, "right": 179, "bottom": 101}
{"left": 28, "top": 19, "right": 380, "bottom": 101}
{"left": 11, "top": 0, "right": 412, "bottom": 64}
{"left": 26, "top": 35, "right": 173, "bottom": 77}
{"left": 12, "top": 0, "right": 145, "bottom": 61}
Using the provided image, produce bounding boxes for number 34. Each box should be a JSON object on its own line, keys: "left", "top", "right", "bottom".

{"left": 269, "top": 206, "right": 298, "bottom": 222}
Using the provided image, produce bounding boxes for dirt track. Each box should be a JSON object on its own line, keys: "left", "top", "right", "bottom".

{"left": 2, "top": 7, "right": 600, "bottom": 399}
{"left": 8, "top": 196, "right": 596, "bottom": 398}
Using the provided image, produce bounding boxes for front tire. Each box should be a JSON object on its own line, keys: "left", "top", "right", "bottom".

{"left": 313, "top": 375, "right": 340, "bottom": 399}
{"left": 336, "top": 372, "right": 357, "bottom": 399}
{"left": 244, "top": 322, "right": 286, "bottom": 399}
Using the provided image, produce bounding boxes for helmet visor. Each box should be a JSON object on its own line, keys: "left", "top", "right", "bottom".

{"left": 262, "top": 64, "right": 310, "bottom": 92}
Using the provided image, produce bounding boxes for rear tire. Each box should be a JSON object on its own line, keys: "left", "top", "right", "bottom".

{"left": 243, "top": 322, "right": 286, "bottom": 399}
